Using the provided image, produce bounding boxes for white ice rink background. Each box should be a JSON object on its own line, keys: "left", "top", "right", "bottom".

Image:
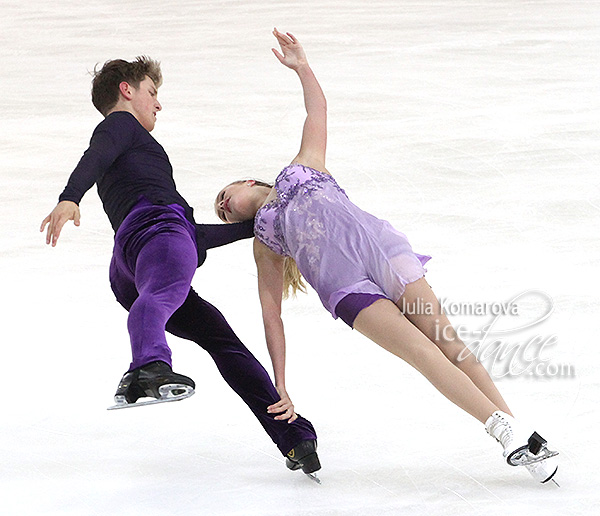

{"left": 1, "top": 1, "right": 598, "bottom": 515}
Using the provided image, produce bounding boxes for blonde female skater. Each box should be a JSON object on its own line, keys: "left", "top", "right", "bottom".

{"left": 215, "top": 29, "right": 559, "bottom": 484}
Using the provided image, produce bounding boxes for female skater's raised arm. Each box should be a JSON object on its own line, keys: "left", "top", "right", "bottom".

{"left": 272, "top": 29, "right": 327, "bottom": 172}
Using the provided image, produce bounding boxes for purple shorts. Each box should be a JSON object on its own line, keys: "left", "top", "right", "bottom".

{"left": 335, "top": 293, "right": 387, "bottom": 328}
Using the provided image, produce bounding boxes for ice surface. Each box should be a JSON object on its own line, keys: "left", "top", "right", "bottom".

{"left": 1, "top": 1, "right": 598, "bottom": 515}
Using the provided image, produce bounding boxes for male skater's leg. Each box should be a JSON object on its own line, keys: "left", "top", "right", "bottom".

{"left": 110, "top": 204, "right": 198, "bottom": 370}
{"left": 109, "top": 208, "right": 198, "bottom": 405}
{"left": 166, "top": 288, "right": 317, "bottom": 456}
{"left": 126, "top": 229, "right": 197, "bottom": 369}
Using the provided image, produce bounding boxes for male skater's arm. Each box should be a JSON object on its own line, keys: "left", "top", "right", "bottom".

{"left": 197, "top": 219, "right": 254, "bottom": 250}
{"left": 40, "top": 114, "right": 134, "bottom": 246}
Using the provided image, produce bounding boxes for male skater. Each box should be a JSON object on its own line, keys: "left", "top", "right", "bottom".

{"left": 40, "top": 56, "right": 320, "bottom": 478}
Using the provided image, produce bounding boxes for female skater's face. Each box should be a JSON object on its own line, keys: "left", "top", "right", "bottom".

{"left": 215, "top": 181, "right": 258, "bottom": 223}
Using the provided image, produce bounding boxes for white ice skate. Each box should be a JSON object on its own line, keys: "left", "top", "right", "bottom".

{"left": 485, "top": 411, "right": 559, "bottom": 485}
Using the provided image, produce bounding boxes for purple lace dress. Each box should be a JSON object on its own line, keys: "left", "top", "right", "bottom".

{"left": 255, "top": 164, "right": 431, "bottom": 319}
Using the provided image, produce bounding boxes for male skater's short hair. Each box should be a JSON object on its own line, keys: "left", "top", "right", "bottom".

{"left": 91, "top": 56, "right": 163, "bottom": 116}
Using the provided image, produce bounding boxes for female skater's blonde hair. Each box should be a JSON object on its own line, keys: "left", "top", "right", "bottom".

{"left": 215, "top": 178, "right": 308, "bottom": 298}
{"left": 283, "top": 257, "right": 307, "bottom": 299}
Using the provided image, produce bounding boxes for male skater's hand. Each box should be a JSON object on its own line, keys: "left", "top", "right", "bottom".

{"left": 271, "top": 28, "right": 307, "bottom": 71}
{"left": 40, "top": 200, "right": 81, "bottom": 247}
{"left": 268, "top": 387, "right": 298, "bottom": 424}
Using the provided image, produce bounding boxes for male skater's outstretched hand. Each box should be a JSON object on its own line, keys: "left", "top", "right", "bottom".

{"left": 40, "top": 200, "right": 81, "bottom": 247}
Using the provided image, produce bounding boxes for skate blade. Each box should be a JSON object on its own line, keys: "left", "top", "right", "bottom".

{"left": 306, "top": 472, "right": 321, "bottom": 484}
{"left": 541, "top": 464, "right": 559, "bottom": 485}
{"left": 510, "top": 448, "right": 559, "bottom": 467}
{"left": 107, "top": 384, "right": 194, "bottom": 410}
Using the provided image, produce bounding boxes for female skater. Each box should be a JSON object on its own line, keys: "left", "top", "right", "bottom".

{"left": 215, "top": 29, "right": 559, "bottom": 483}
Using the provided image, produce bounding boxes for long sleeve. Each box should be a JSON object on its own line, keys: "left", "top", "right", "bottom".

{"left": 194, "top": 219, "right": 254, "bottom": 267}
{"left": 196, "top": 219, "right": 254, "bottom": 250}
{"left": 59, "top": 113, "right": 135, "bottom": 205}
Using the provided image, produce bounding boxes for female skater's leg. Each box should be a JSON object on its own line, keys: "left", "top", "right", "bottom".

{"left": 353, "top": 298, "right": 498, "bottom": 423}
{"left": 166, "top": 288, "right": 317, "bottom": 455}
{"left": 398, "top": 278, "right": 512, "bottom": 415}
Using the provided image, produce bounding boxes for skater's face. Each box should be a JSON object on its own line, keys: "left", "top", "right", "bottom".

{"left": 126, "top": 76, "right": 162, "bottom": 132}
{"left": 215, "top": 180, "right": 263, "bottom": 223}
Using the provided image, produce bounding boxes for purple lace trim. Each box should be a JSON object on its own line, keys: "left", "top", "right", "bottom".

{"left": 254, "top": 164, "right": 345, "bottom": 256}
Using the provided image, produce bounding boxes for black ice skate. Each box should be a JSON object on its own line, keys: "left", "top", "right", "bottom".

{"left": 286, "top": 439, "right": 322, "bottom": 484}
{"left": 107, "top": 361, "right": 195, "bottom": 410}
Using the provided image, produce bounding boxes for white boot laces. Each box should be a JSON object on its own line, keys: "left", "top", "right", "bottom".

{"left": 486, "top": 412, "right": 514, "bottom": 450}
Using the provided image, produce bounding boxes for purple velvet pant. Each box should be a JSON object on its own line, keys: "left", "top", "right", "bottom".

{"left": 109, "top": 199, "right": 316, "bottom": 454}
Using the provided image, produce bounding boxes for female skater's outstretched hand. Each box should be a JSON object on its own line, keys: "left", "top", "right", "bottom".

{"left": 268, "top": 387, "right": 298, "bottom": 424}
{"left": 271, "top": 28, "right": 307, "bottom": 71}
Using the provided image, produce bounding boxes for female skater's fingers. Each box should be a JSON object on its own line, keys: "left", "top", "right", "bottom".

{"left": 273, "top": 28, "right": 292, "bottom": 46}
{"left": 267, "top": 400, "right": 286, "bottom": 413}
{"left": 273, "top": 27, "right": 286, "bottom": 39}
{"left": 274, "top": 407, "right": 294, "bottom": 421}
{"left": 272, "top": 28, "right": 284, "bottom": 43}
{"left": 268, "top": 396, "right": 295, "bottom": 419}
{"left": 272, "top": 48, "right": 285, "bottom": 63}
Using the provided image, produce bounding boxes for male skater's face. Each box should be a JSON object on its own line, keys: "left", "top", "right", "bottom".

{"left": 129, "top": 76, "right": 162, "bottom": 132}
